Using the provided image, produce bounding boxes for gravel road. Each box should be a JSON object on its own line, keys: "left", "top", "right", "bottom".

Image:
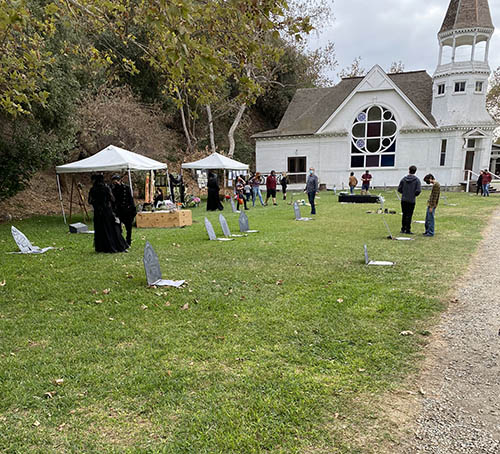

{"left": 407, "top": 209, "right": 500, "bottom": 453}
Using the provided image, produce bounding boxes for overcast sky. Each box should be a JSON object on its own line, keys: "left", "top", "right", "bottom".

{"left": 308, "top": 0, "right": 500, "bottom": 82}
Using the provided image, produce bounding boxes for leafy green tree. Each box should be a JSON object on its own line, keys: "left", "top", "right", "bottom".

{"left": 0, "top": 0, "right": 58, "bottom": 116}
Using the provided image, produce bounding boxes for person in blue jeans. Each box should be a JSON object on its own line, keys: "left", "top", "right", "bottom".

{"left": 423, "top": 174, "right": 440, "bottom": 237}
{"left": 482, "top": 169, "right": 492, "bottom": 197}
{"left": 250, "top": 172, "right": 265, "bottom": 207}
{"left": 304, "top": 168, "right": 319, "bottom": 214}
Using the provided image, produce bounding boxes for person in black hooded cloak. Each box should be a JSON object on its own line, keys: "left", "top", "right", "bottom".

{"left": 88, "top": 174, "right": 129, "bottom": 253}
{"left": 206, "top": 171, "right": 223, "bottom": 211}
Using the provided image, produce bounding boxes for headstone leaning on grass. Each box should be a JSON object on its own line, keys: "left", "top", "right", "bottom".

{"left": 238, "top": 211, "right": 259, "bottom": 233}
{"left": 143, "top": 241, "right": 185, "bottom": 287}
{"left": 293, "top": 202, "right": 312, "bottom": 221}
{"left": 230, "top": 198, "right": 240, "bottom": 213}
{"left": 219, "top": 214, "right": 244, "bottom": 237}
{"left": 10, "top": 226, "right": 54, "bottom": 254}
{"left": 205, "top": 217, "right": 234, "bottom": 241}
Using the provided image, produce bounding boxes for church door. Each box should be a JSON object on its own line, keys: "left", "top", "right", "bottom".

{"left": 464, "top": 139, "right": 475, "bottom": 180}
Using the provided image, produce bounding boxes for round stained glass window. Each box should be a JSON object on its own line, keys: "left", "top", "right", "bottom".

{"left": 351, "top": 106, "right": 397, "bottom": 153}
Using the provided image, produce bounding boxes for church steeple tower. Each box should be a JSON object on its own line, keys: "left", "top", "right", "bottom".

{"left": 432, "top": 0, "right": 495, "bottom": 126}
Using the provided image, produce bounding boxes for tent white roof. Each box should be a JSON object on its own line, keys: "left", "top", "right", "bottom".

{"left": 55, "top": 145, "right": 168, "bottom": 174}
{"left": 181, "top": 152, "right": 248, "bottom": 171}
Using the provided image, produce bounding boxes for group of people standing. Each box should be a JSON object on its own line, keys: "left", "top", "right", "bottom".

{"left": 476, "top": 170, "right": 493, "bottom": 197}
{"left": 348, "top": 171, "right": 373, "bottom": 194}
{"left": 206, "top": 171, "right": 290, "bottom": 212}
{"left": 88, "top": 174, "right": 136, "bottom": 253}
{"left": 397, "top": 166, "right": 440, "bottom": 237}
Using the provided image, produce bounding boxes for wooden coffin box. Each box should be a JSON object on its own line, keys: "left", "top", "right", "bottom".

{"left": 136, "top": 210, "right": 192, "bottom": 228}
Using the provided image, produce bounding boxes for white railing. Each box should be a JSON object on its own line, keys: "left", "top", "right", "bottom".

{"left": 465, "top": 169, "right": 500, "bottom": 192}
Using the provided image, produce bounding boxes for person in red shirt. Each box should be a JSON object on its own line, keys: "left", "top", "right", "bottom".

{"left": 265, "top": 170, "right": 278, "bottom": 206}
{"left": 482, "top": 169, "right": 492, "bottom": 197}
{"left": 361, "top": 170, "right": 372, "bottom": 194}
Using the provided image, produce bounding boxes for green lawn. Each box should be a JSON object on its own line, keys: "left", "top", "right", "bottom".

{"left": 0, "top": 191, "right": 498, "bottom": 453}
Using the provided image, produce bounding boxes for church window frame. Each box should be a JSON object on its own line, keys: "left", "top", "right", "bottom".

{"left": 475, "top": 81, "right": 484, "bottom": 93}
{"left": 437, "top": 83, "right": 445, "bottom": 96}
{"left": 454, "top": 81, "right": 466, "bottom": 93}
{"left": 350, "top": 105, "right": 397, "bottom": 169}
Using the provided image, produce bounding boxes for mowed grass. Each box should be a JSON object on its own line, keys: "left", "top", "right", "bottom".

{"left": 0, "top": 191, "right": 498, "bottom": 453}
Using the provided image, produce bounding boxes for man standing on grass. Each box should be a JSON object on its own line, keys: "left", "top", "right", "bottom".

{"left": 397, "top": 165, "right": 421, "bottom": 235}
{"left": 423, "top": 174, "right": 440, "bottom": 237}
{"left": 265, "top": 170, "right": 278, "bottom": 206}
{"left": 361, "top": 170, "right": 372, "bottom": 194}
{"left": 305, "top": 167, "right": 319, "bottom": 215}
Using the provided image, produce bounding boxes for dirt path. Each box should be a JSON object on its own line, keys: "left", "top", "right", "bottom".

{"left": 405, "top": 208, "right": 500, "bottom": 453}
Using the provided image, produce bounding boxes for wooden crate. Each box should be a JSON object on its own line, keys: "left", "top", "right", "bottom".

{"left": 136, "top": 210, "right": 192, "bottom": 229}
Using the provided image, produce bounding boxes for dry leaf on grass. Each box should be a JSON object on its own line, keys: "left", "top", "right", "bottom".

{"left": 44, "top": 391, "right": 57, "bottom": 399}
{"left": 181, "top": 303, "right": 189, "bottom": 310}
{"left": 91, "top": 289, "right": 98, "bottom": 295}
{"left": 337, "top": 298, "right": 344, "bottom": 303}
{"left": 33, "top": 420, "right": 41, "bottom": 427}
{"left": 276, "top": 280, "right": 283, "bottom": 285}
{"left": 0, "top": 280, "right": 6, "bottom": 287}
{"left": 94, "top": 300, "right": 103, "bottom": 304}
{"left": 400, "top": 331, "right": 414, "bottom": 336}
{"left": 165, "top": 301, "right": 171, "bottom": 307}
{"left": 54, "top": 378, "right": 64, "bottom": 386}
{"left": 102, "top": 288, "right": 111, "bottom": 295}
{"left": 141, "top": 305, "right": 148, "bottom": 310}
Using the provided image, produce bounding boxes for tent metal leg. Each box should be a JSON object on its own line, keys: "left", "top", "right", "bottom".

{"left": 56, "top": 174, "right": 67, "bottom": 224}
{"left": 69, "top": 177, "right": 75, "bottom": 223}
{"left": 127, "top": 168, "right": 133, "bottom": 195}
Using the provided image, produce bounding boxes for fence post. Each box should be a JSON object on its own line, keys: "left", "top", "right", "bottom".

{"left": 466, "top": 171, "right": 471, "bottom": 193}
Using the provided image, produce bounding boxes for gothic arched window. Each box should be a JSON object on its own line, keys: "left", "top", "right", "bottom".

{"left": 351, "top": 105, "right": 397, "bottom": 168}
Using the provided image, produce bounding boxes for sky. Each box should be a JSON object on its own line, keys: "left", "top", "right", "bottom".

{"left": 308, "top": 0, "right": 500, "bottom": 82}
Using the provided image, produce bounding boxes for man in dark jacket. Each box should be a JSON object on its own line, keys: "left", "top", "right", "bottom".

{"left": 111, "top": 174, "right": 137, "bottom": 246}
{"left": 397, "top": 166, "right": 421, "bottom": 234}
{"left": 304, "top": 168, "right": 319, "bottom": 215}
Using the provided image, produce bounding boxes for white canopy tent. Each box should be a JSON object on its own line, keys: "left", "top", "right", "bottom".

{"left": 181, "top": 152, "right": 249, "bottom": 171}
{"left": 55, "top": 145, "right": 168, "bottom": 223}
{"left": 182, "top": 152, "right": 249, "bottom": 190}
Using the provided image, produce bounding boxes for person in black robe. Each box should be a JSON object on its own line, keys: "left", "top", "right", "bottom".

{"left": 206, "top": 171, "right": 223, "bottom": 211}
{"left": 88, "top": 174, "right": 129, "bottom": 253}
{"left": 111, "top": 174, "right": 137, "bottom": 246}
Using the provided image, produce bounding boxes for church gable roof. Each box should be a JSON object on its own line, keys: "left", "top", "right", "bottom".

{"left": 440, "top": 0, "right": 494, "bottom": 34}
{"left": 253, "top": 70, "right": 436, "bottom": 139}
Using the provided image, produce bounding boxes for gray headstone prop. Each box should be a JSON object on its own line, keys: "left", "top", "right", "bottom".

{"left": 219, "top": 214, "right": 244, "bottom": 238}
{"left": 294, "top": 202, "right": 312, "bottom": 221}
{"left": 230, "top": 197, "right": 240, "bottom": 213}
{"left": 238, "top": 211, "right": 258, "bottom": 233}
{"left": 10, "top": 226, "right": 54, "bottom": 254}
{"left": 143, "top": 241, "right": 185, "bottom": 287}
{"left": 69, "top": 222, "right": 94, "bottom": 234}
{"left": 382, "top": 216, "right": 413, "bottom": 241}
{"left": 364, "top": 244, "right": 394, "bottom": 266}
{"left": 204, "top": 217, "right": 234, "bottom": 241}
{"left": 441, "top": 194, "right": 457, "bottom": 206}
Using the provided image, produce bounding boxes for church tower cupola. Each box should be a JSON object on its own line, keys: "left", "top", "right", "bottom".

{"left": 432, "top": 0, "right": 495, "bottom": 126}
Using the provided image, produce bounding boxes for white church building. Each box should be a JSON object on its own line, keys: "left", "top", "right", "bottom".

{"left": 253, "top": 0, "right": 498, "bottom": 189}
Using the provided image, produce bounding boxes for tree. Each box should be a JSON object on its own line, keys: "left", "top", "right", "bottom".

{"left": 388, "top": 61, "right": 405, "bottom": 74}
{"left": 0, "top": 0, "right": 58, "bottom": 116}
{"left": 338, "top": 57, "right": 365, "bottom": 79}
